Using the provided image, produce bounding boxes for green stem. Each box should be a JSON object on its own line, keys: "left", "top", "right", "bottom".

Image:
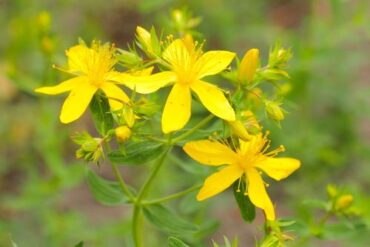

{"left": 171, "top": 114, "right": 214, "bottom": 144}
{"left": 132, "top": 205, "right": 143, "bottom": 247}
{"left": 142, "top": 184, "right": 201, "bottom": 205}
{"left": 132, "top": 148, "right": 171, "bottom": 247}
{"left": 110, "top": 161, "right": 136, "bottom": 203}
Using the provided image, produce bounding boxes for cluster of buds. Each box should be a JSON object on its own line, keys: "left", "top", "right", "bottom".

{"left": 72, "top": 132, "right": 104, "bottom": 162}
{"left": 114, "top": 104, "right": 135, "bottom": 143}
{"left": 326, "top": 184, "right": 359, "bottom": 216}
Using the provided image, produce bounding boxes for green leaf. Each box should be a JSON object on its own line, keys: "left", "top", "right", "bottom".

{"left": 143, "top": 204, "right": 198, "bottom": 234}
{"left": 168, "top": 236, "right": 191, "bottom": 247}
{"left": 86, "top": 170, "right": 129, "bottom": 205}
{"left": 89, "top": 93, "right": 114, "bottom": 136}
{"left": 74, "top": 241, "right": 84, "bottom": 247}
{"left": 108, "top": 141, "right": 165, "bottom": 165}
{"left": 232, "top": 180, "right": 255, "bottom": 222}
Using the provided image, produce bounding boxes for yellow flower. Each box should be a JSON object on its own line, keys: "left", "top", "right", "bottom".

{"left": 121, "top": 38, "right": 236, "bottom": 133}
{"left": 35, "top": 42, "right": 129, "bottom": 123}
{"left": 183, "top": 133, "right": 300, "bottom": 221}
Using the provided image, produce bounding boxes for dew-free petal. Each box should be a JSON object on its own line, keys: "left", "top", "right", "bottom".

{"left": 191, "top": 80, "right": 235, "bottom": 121}
{"left": 116, "top": 71, "right": 176, "bottom": 94}
{"left": 183, "top": 140, "right": 238, "bottom": 166}
{"left": 60, "top": 82, "right": 97, "bottom": 123}
{"left": 194, "top": 51, "right": 235, "bottom": 79}
{"left": 101, "top": 82, "right": 129, "bottom": 110}
{"left": 247, "top": 168, "right": 275, "bottom": 221}
{"left": 35, "top": 76, "right": 86, "bottom": 95}
{"left": 197, "top": 165, "right": 243, "bottom": 201}
{"left": 162, "top": 83, "right": 191, "bottom": 133}
{"left": 255, "top": 157, "right": 301, "bottom": 181}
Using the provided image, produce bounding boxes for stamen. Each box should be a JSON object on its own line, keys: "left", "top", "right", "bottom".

{"left": 236, "top": 177, "right": 242, "bottom": 192}
{"left": 265, "top": 144, "right": 285, "bottom": 157}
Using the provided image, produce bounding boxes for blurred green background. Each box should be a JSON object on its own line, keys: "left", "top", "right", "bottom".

{"left": 1, "top": 0, "right": 369, "bottom": 246}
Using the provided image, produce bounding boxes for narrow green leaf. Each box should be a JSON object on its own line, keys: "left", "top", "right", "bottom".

{"left": 89, "top": 93, "right": 114, "bottom": 135}
{"left": 232, "top": 180, "right": 255, "bottom": 222}
{"left": 143, "top": 204, "right": 198, "bottom": 234}
{"left": 74, "top": 241, "right": 84, "bottom": 247}
{"left": 108, "top": 141, "right": 165, "bottom": 165}
{"left": 168, "top": 236, "right": 191, "bottom": 247}
{"left": 86, "top": 170, "right": 129, "bottom": 205}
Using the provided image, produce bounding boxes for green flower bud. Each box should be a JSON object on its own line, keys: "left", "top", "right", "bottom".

{"left": 265, "top": 100, "right": 285, "bottom": 121}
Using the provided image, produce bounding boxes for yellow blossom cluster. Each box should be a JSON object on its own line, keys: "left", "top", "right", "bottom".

{"left": 35, "top": 26, "right": 300, "bottom": 221}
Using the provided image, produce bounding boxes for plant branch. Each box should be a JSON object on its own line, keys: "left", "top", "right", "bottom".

{"left": 142, "top": 184, "right": 201, "bottom": 205}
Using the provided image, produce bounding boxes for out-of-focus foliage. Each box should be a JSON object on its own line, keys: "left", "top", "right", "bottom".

{"left": 0, "top": 0, "right": 369, "bottom": 246}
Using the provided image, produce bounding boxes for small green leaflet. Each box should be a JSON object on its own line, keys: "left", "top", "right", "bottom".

{"left": 143, "top": 204, "right": 198, "bottom": 234}
{"left": 108, "top": 141, "right": 166, "bottom": 165}
{"left": 86, "top": 169, "right": 130, "bottom": 205}
{"left": 89, "top": 93, "right": 114, "bottom": 136}
{"left": 168, "top": 236, "right": 191, "bottom": 247}
{"left": 232, "top": 180, "right": 255, "bottom": 222}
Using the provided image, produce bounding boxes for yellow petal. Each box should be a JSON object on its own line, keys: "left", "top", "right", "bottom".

{"left": 183, "top": 140, "right": 238, "bottom": 166}
{"left": 163, "top": 39, "right": 191, "bottom": 70}
{"left": 238, "top": 48, "right": 259, "bottom": 82}
{"left": 255, "top": 157, "right": 301, "bottom": 181}
{"left": 101, "top": 82, "right": 129, "bottom": 110}
{"left": 239, "top": 134, "right": 265, "bottom": 155}
{"left": 60, "top": 82, "right": 97, "bottom": 123}
{"left": 191, "top": 80, "right": 235, "bottom": 121}
{"left": 162, "top": 84, "right": 191, "bottom": 133}
{"left": 35, "top": 76, "right": 86, "bottom": 95}
{"left": 132, "top": 66, "right": 154, "bottom": 76}
{"left": 66, "top": 45, "right": 92, "bottom": 73}
{"left": 194, "top": 51, "right": 235, "bottom": 79}
{"left": 113, "top": 71, "right": 176, "bottom": 94}
{"left": 247, "top": 168, "right": 275, "bottom": 221}
{"left": 197, "top": 165, "right": 243, "bottom": 201}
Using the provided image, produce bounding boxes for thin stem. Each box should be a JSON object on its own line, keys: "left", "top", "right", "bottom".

{"left": 132, "top": 205, "right": 143, "bottom": 247}
{"left": 142, "top": 184, "right": 202, "bottom": 205}
{"left": 132, "top": 148, "right": 171, "bottom": 247}
{"left": 110, "top": 161, "right": 136, "bottom": 202}
{"left": 171, "top": 114, "right": 214, "bottom": 144}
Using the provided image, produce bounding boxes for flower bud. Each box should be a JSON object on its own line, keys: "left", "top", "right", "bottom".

{"left": 122, "top": 107, "right": 135, "bottom": 128}
{"left": 238, "top": 48, "right": 259, "bottom": 83}
{"left": 115, "top": 126, "right": 131, "bottom": 142}
{"left": 136, "top": 26, "right": 154, "bottom": 55}
{"left": 36, "top": 11, "right": 51, "bottom": 32}
{"left": 241, "top": 110, "right": 261, "bottom": 134}
{"left": 335, "top": 194, "right": 354, "bottom": 211}
{"left": 228, "top": 120, "right": 251, "bottom": 141}
{"left": 326, "top": 184, "right": 338, "bottom": 198}
{"left": 265, "top": 100, "right": 285, "bottom": 121}
{"left": 172, "top": 9, "right": 184, "bottom": 25}
{"left": 182, "top": 33, "right": 195, "bottom": 52}
{"left": 41, "top": 36, "right": 54, "bottom": 54}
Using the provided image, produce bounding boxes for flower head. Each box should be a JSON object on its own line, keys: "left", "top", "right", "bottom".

{"left": 183, "top": 132, "right": 300, "bottom": 220}
{"left": 121, "top": 37, "right": 236, "bottom": 133}
{"left": 35, "top": 41, "right": 129, "bottom": 123}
